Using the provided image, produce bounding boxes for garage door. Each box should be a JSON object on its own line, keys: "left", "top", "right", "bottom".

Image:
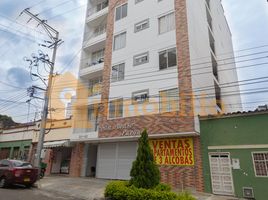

{"left": 96, "top": 142, "right": 137, "bottom": 180}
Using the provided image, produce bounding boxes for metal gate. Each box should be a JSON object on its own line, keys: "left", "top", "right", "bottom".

{"left": 209, "top": 153, "right": 234, "bottom": 196}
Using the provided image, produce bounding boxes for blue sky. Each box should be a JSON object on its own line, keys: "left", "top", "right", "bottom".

{"left": 0, "top": 0, "right": 268, "bottom": 122}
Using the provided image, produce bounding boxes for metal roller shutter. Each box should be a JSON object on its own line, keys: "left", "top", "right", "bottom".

{"left": 96, "top": 143, "right": 117, "bottom": 179}
{"left": 116, "top": 142, "right": 137, "bottom": 180}
{"left": 96, "top": 142, "right": 137, "bottom": 180}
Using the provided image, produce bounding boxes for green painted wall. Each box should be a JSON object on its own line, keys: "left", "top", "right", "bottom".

{"left": 0, "top": 140, "right": 31, "bottom": 158}
{"left": 200, "top": 113, "right": 268, "bottom": 200}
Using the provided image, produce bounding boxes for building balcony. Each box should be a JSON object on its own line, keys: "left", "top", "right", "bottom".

{"left": 83, "top": 32, "right": 106, "bottom": 50}
{"left": 86, "top": 4, "right": 108, "bottom": 23}
{"left": 79, "top": 61, "right": 104, "bottom": 77}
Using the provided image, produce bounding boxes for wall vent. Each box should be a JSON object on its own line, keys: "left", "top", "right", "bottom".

{"left": 243, "top": 187, "right": 254, "bottom": 199}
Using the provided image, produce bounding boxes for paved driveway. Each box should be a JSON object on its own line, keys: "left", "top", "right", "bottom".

{"left": 39, "top": 176, "right": 108, "bottom": 200}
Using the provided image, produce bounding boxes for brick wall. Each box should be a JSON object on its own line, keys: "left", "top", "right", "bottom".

{"left": 69, "top": 143, "right": 84, "bottom": 177}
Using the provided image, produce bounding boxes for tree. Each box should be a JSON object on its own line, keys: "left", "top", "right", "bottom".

{"left": 0, "top": 114, "right": 17, "bottom": 129}
{"left": 130, "top": 129, "right": 160, "bottom": 189}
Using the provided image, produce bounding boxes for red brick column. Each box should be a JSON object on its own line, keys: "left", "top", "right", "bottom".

{"left": 69, "top": 143, "right": 84, "bottom": 177}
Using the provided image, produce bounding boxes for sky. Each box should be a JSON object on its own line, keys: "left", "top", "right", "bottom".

{"left": 0, "top": 0, "right": 268, "bottom": 123}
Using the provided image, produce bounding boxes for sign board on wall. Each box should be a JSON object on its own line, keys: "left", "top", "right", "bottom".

{"left": 150, "top": 138, "right": 194, "bottom": 166}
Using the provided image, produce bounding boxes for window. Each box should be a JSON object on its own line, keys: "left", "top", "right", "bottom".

{"left": 115, "top": 3, "right": 127, "bottom": 21}
{"left": 96, "top": 0, "right": 108, "bottom": 12}
{"left": 135, "top": 0, "right": 144, "bottom": 4}
{"left": 252, "top": 152, "right": 268, "bottom": 177}
{"left": 113, "top": 32, "right": 126, "bottom": 50}
{"left": 0, "top": 160, "right": 10, "bottom": 167}
{"left": 134, "top": 19, "right": 149, "bottom": 32}
{"left": 159, "top": 47, "right": 177, "bottom": 70}
{"left": 89, "top": 77, "right": 102, "bottom": 96}
{"left": 93, "top": 24, "right": 106, "bottom": 37}
{"left": 109, "top": 98, "right": 123, "bottom": 118}
{"left": 132, "top": 90, "right": 149, "bottom": 104}
{"left": 133, "top": 52, "right": 149, "bottom": 66}
{"left": 158, "top": 12, "right": 175, "bottom": 34}
{"left": 88, "top": 105, "right": 99, "bottom": 131}
{"left": 111, "top": 63, "right": 125, "bottom": 82}
{"left": 90, "top": 49, "right": 105, "bottom": 66}
{"left": 159, "top": 88, "right": 179, "bottom": 112}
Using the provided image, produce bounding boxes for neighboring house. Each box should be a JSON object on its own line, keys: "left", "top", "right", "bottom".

{"left": 200, "top": 109, "right": 268, "bottom": 200}
{"left": 31, "top": 118, "right": 73, "bottom": 175}
{"left": 70, "top": 0, "right": 241, "bottom": 191}
{"left": 0, "top": 123, "right": 35, "bottom": 160}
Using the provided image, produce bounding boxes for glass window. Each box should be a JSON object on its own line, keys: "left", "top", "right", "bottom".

{"left": 88, "top": 105, "right": 99, "bottom": 131}
{"left": 115, "top": 3, "right": 128, "bottom": 21}
{"left": 109, "top": 98, "right": 123, "bottom": 118}
{"left": 111, "top": 63, "right": 125, "bottom": 82}
{"left": 133, "top": 52, "right": 149, "bottom": 66}
{"left": 159, "top": 47, "right": 177, "bottom": 70}
{"left": 132, "top": 90, "right": 149, "bottom": 104}
{"left": 134, "top": 19, "right": 149, "bottom": 32}
{"left": 253, "top": 152, "right": 268, "bottom": 177}
{"left": 135, "top": 0, "right": 144, "bottom": 3}
{"left": 159, "top": 88, "right": 179, "bottom": 112}
{"left": 114, "top": 32, "right": 126, "bottom": 51}
{"left": 91, "top": 49, "right": 105, "bottom": 65}
{"left": 159, "top": 12, "right": 175, "bottom": 34}
{"left": 89, "top": 77, "right": 102, "bottom": 96}
{"left": 0, "top": 160, "right": 10, "bottom": 167}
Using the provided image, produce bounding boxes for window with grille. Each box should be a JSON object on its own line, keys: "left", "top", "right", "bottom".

{"left": 159, "top": 88, "right": 179, "bottom": 112}
{"left": 109, "top": 98, "right": 123, "bottom": 118}
{"left": 133, "top": 52, "right": 149, "bottom": 66}
{"left": 111, "top": 63, "right": 125, "bottom": 82}
{"left": 115, "top": 3, "right": 127, "bottom": 21}
{"left": 158, "top": 12, "right": 175, "bottom": 34}
{"left": 132, "top": 89, "right": 149, "bottom": 104}
{"left": 134, "top": 19, "right": 149, "bottom": 32}
{"left": 159, "top": 47, "right": 177, "bottom": 70}
{"left": 252, "top": 152, "right": 268, "bottom": 177}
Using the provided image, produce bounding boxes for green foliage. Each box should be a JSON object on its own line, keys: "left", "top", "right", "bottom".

{"left": 105, "top": 181, "right": 196, "bottom": 200}
{"left": 0, "top": 114, "right": 16, "bottom": 129}
{"left": 154, "top": 183, "right": 171, "bottom": 192}
{"left": 130, "top": 129, "right": 160, "bottom": 189}
{"left": 177, "top": 191, "right": 196, "bottom": 200}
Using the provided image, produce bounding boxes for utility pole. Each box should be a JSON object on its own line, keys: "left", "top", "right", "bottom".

{"left": 21, "top": 8, "right": 62, "bottom": 169}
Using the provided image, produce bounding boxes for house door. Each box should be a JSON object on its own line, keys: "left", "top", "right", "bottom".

{"left": 209, "top": 153, "right": 234, "bottom": 196}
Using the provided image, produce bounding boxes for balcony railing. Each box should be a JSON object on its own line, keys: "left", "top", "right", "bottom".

{"left": 82, "top": 58, "right": 104, "bottom": 69}
{"left": 87, "top": 1, "right": 109, "bottom": 18}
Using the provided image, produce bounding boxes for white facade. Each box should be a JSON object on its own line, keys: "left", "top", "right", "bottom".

{"left": 73, "top": 0, "right": 241, "bottom": 142}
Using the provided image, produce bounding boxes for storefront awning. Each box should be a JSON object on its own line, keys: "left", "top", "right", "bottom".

{"left": 43, "top": 140, "right": 70, "bottom": 148}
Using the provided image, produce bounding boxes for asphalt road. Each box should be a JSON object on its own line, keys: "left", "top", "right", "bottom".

{"left": 0, "top": 185, "right": 84, "bottom": 200}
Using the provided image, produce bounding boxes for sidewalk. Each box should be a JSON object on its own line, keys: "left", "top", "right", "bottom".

{"left": 37, "top": 176, "right": 239, "bottom": 200}
{"left": 38, "top": 176, "right": 108, "bottom": 200}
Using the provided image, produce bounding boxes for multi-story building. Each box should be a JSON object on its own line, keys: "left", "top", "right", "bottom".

{"left": 70, "top": 0, "right": 241, "bottom": 191}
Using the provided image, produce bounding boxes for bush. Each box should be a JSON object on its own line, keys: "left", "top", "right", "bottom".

{"left": 154, "top": 183, "right": 171, "bottom": 192}
{"left": 104, "top": 181, "right": 196, "bottom": 200}
{"left": 130, "top": 129, "right": 160, "bottom": 189}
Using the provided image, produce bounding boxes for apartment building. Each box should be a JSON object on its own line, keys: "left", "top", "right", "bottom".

{"left": 70, "top": 0, "right": 241, "bottom": 191}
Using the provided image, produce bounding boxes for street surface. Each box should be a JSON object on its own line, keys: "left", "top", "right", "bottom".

{"left": 0, "top": 185, "right": 84, "bottom": 200}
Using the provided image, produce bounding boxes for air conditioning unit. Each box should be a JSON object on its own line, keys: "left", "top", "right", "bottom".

{"left": 243, "top": 187, "right": 254, "bottom": 199}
